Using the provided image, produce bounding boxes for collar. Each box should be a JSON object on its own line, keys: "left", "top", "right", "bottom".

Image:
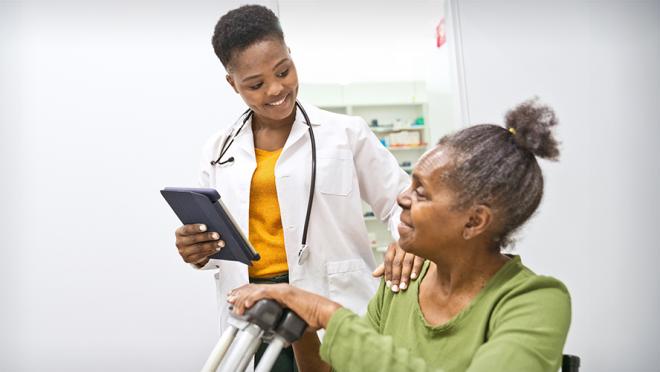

{"left": 232, "top": 100, "right": 322, "bottom": 157}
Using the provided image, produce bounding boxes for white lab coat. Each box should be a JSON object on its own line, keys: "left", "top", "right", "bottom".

{"left": 197, "top": 101, "right": 410, "bottom": 334}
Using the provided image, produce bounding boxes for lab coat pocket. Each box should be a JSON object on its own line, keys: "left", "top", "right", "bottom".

{"left": 317, "top": 149, "right": 354, "bottom": 196}
{"left": 327, "top": 259, "right": 378, "bottom": 315}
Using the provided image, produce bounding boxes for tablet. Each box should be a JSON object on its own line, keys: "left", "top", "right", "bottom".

{"left": 161, "top": 187, "right": 260, "bottom": 265}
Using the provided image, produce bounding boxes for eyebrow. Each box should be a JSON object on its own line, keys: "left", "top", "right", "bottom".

{"left": 411, "top": 172, "right": 423, "bottom": 187}
{"left": 241, "top": 58, "right": 290, "bottom": 82}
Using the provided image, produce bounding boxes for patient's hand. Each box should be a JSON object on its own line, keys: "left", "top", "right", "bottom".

{"left": 372, "top": 241, "right": 425, "bottom": 293}
{"left": 227, "top": 284, "right": 342, "bottom": 330}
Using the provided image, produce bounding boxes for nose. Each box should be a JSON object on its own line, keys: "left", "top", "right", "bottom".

{"left": 267, "top": 81, "right": 284, "bottom": 97}
{"left": 397, "top": 184, "right": 412, "bottom": 210}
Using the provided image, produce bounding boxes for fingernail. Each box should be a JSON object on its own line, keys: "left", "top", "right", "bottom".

{"left": 391, "top": 285, "right": 399, "bottom": 293}
{"left": 411, "top": 272, "right": 418, "bottom": 280}
{"left": 399, "top": 282, "right": 407, "bottom": 290}
{"left": 212, "top": 232, "right": 219, "bottom": 239}
{"left": 386, "top": 280, "right": 392, "bottom": 288}
{"left": 218, "top": 241, "right": 225, "bottom": 248}
{"left": 199, "top": 224, "right": 207, "bottom": 232}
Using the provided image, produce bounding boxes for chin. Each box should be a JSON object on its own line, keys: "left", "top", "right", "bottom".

{"left": 398, "top": 239, "right": 414, "bottom": 253}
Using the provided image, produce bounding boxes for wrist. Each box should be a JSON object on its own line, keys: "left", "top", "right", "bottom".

{"left": 193, "top": 257, "right": 210, "bottom": 268}
{"left": 278, "top": 284, "right": 295, "bottom": 307}
{"left": 319, "top": 301, "right": 342, "bottom": 328}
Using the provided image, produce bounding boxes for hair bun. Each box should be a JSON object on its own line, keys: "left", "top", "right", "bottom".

{"left": 505, "top": 97, "right": 560, "bottom": 161}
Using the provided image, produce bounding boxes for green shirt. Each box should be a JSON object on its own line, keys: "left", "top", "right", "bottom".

{"left": 320, "top": 256, "right": 571, "bottom": 372}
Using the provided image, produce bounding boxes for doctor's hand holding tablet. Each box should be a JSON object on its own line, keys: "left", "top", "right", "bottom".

{"left": 175, "top": 223, "right": 223, "bottom": 268}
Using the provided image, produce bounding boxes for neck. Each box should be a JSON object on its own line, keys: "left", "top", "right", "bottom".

{"left": 252, "top": 107, "right": 297, "bottom": 131}
{"left": 427, "top": 241, "right": 509, "bottom": 297}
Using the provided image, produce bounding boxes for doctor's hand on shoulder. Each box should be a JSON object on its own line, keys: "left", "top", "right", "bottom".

{"left": 372, "top": 241, "right": 425, "bottom": 293}
{"left": 175, "top": 224, "right": 225, "bottom": 268}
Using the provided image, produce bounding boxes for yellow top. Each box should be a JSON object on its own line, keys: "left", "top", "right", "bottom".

{"left": 248, "top": 148, "right": 289, "bottom": 278}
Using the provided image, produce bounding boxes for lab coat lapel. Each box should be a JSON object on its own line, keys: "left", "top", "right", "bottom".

{"left": 233, "top": 116, "right": 256, "bottom": 159}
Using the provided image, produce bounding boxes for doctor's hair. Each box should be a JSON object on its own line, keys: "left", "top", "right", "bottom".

{"left": 438, "top": 97, "right": 560, "bottom": 247}
{"left": 212, "top": 5, "right": 285, "bottom": 69}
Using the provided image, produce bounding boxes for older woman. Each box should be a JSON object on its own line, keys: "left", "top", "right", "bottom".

{"left": 228, "top": 98, "right": 571, "bottom": 372}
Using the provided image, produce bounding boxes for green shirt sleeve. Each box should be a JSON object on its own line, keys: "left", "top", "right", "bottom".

{"left": 320, "top": 278, "right": 439, "bottom": 372}
{"left": 466, "top": 277, "right": 572, "bottom": 372}
{"left": 320, "top": 308, "right": 439, "bottom": 372}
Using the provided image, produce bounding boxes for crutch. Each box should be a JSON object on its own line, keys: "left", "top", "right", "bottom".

{"left": 254, "top": 309, "right": 307, "bottom": 372}
{"left": 201, "top": 299, "right": 306, "bottom": 372}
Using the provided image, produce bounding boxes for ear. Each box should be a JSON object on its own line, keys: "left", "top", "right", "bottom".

{"left": 226, "top": 74, "right": 239, "bottom": 94}
{"left": 462, "top": 205, "right": 493, "bottom": 240}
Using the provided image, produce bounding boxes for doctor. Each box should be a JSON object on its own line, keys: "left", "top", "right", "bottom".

{"left": 174, "top": 5, "right": 421, "bottom": 371}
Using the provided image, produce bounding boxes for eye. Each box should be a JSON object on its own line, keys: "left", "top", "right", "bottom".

{"left": 250, "top": 82, "right": 263, "bottom": 90}
{"left": 276, "top": 69, "right": 289, "bottom": 78}
{"left": 414, "top": 187, "right": 427, "bottom": 200}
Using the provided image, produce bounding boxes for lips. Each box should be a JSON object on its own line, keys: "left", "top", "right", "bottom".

{"left": 266, "top": 94, "right": 288, "bottom": 106}
{"left": 397, "top": 218, "right": 413, "bottom": 236}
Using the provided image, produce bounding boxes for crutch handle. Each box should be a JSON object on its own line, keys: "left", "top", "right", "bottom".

{"left": 274, "top": 310, "right": 307, "bottom": 343}
{"left": 254, "top": 310, "right": 308, "bottom": 372}
{"left": 210, "top": 301, "right": 309, "bottom": 372}
{"left": 231, "top": 299, "right": 284, "bottom": 331}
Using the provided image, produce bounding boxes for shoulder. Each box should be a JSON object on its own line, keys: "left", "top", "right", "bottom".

{"left": 367, "top": 261, "right": 431, "bottom": 329}
{"left": 509, "top": 259, "right": 570, "bottom": 301}
{"left": 489, "top": 257, "right": 571, "bottom": 328}
{"left": 200, "top": 126, "right": 232, "bottom": 158}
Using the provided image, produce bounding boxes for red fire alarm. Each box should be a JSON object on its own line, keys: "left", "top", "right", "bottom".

{"left": 436, "top": 17, "right": 446, "bottom": 48}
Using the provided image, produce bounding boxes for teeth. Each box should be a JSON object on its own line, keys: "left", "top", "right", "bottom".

{"left": 268, "top": 95, "right": 287, "bottom": 106}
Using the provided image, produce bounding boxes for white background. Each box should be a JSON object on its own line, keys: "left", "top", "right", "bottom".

{"left": 1, "top": 0, "right": 658, "bottom": 371}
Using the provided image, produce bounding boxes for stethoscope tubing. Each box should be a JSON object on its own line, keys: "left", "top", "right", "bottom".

{"left": 211, "top": 100, "right": 316, "bottom": 261}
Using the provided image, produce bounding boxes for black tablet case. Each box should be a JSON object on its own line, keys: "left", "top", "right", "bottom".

{"left": 161, "top": 187, "right": 260, "bottom": 265}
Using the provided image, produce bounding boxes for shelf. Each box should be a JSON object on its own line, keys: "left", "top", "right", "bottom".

{"left": 349, "top": 102, "right": 426, "bottom": 108}
{"left": 370, "top": 126, "right": 425, "bottom": 134}
{"left": 301, "top": 81, "right": 430, "bottom": 255}
{"left": 387, "top": 144, "right": 428, "bottom": 151}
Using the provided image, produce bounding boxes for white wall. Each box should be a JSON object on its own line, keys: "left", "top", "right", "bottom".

{"left": 456, "top": 1, "right": 660, "bottom": 370}
{"left": 279, "top": 0, "right": 445, "bottom": 85}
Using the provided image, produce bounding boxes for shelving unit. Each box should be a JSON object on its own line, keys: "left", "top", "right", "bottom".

{"left": 300, "top": 81, "right": 430, "bottom": 263}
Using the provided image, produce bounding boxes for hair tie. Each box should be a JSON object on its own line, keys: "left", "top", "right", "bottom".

{"left": 508, "top": 127, "right": 517, "bottom": 135}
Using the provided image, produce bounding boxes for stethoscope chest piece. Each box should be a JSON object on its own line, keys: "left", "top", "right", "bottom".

{"left": 297, "top": 244, "right": 310, "bottom": 265}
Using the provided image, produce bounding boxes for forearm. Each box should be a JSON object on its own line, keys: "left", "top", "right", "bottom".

{"left": 280, "top": 286, "right": 342, "bottom": 329}
{"left": 321, "top": 309, "right": 433, "bottom": 372}
{"left": 228, "top": 284, "right": 342, "bottom": 330}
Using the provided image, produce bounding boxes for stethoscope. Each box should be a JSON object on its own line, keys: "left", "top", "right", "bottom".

{"left": 211, "top": 100, "right": 316, "bottom": 265}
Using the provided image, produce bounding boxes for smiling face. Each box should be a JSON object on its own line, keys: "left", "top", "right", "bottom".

{"left": 397, "top": 147, "right": 478, "bottom": 260}
{"left": 225, "top": 38, "right": 299, "bottom": 124}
